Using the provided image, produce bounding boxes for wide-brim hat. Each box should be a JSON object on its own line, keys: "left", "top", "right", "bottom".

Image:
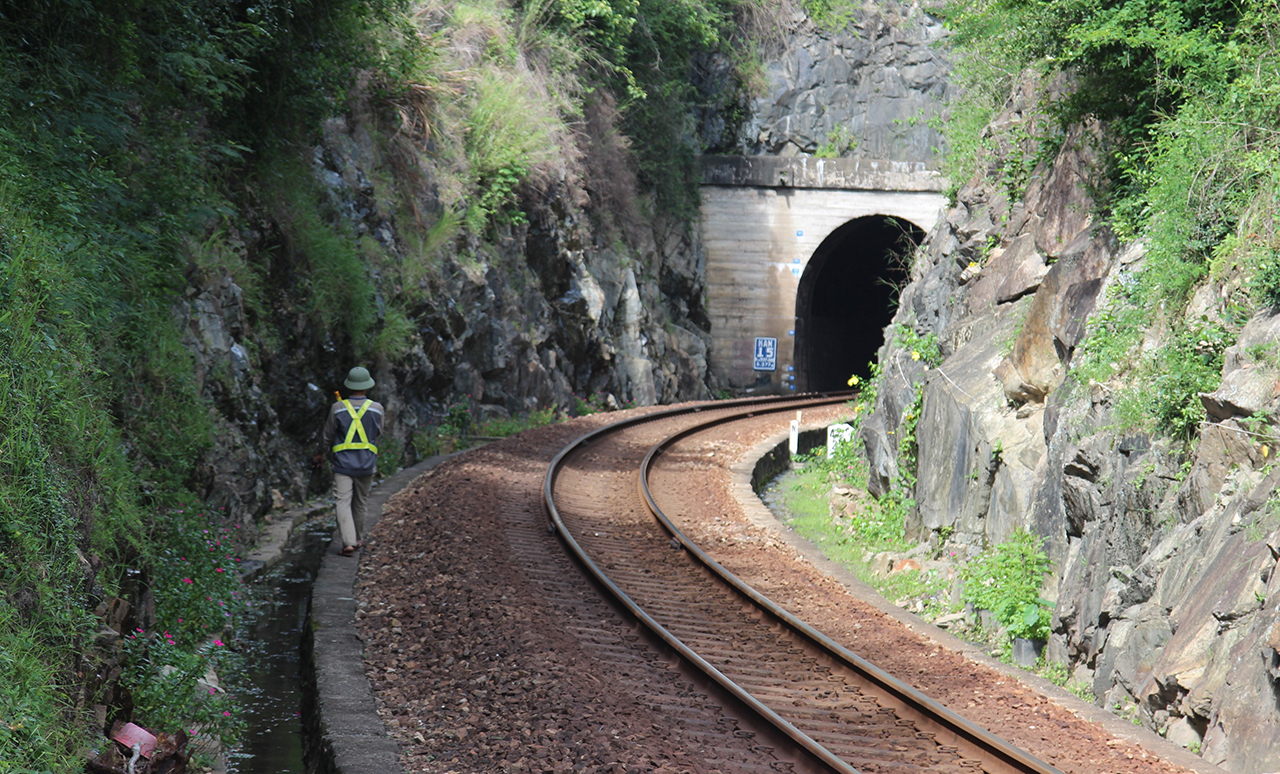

{"left": 344, "top": 366, "right": 375, "bottom": 391}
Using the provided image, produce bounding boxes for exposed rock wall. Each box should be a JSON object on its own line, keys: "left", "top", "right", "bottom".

{"left": 178, "top": 111, "right": 716, "bottom": 522}
{"left": 701, "top": 3, "right": 953, "bottom": 161}
{"left": 866, "top": 71, "right": 1280, "bottom": 770}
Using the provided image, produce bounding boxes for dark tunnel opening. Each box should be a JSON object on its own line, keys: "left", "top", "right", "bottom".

{"left": 795, "top": 216, "right": 924, "bottom": 392}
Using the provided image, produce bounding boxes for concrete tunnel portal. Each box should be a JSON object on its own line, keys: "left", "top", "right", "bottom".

{"left": 795, "top": 216, "right": 924, "bottom": 392}
{"left": 699, "top": 155, "right": 946, "bottom": 394}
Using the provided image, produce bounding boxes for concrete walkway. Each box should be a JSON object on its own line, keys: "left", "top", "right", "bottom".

{"left": 305, "top": 453, "right": 459, "bottom": 774}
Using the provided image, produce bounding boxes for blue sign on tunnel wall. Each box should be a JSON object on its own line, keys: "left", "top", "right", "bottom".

{"left": 753, "top": 337, "right": 778, "bottom": 371}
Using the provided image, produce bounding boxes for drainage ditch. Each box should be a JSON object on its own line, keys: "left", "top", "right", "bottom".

{"left": 228, "top": 517, "right": 333, "bottom": 774}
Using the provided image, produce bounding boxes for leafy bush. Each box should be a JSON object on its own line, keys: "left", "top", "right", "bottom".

{"left": 801, "top": 0, "right": 861, "bottom": 32}
{"left": 960, "top": 529, "right": 1052, "bottom": 641}
{"left": 475, "top": 407, "right": 559, "bottom": 437}
{"left": 1115, "top": 320, "right": 1230, "bottom": 442}
{"left": 1253, "top": 252, "right": 1280, "bottom": 310}
{"left": 120, "top": 634, "right": 242, "bottom": 753}
{"left": 150, "top": 509, "right": 251, "bottom": 649}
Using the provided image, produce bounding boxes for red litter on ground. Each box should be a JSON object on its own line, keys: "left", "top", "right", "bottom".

{"left": 110, "top": 722, "right": 157, "bottom": 758}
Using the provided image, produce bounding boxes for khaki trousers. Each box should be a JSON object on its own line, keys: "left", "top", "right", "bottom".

{"left": 333, "top": 473, "right": 372, "bottom": 548}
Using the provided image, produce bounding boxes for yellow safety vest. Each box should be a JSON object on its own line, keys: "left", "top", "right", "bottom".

{"left": 331, "top": 399, "right": 378, "bottom": 454}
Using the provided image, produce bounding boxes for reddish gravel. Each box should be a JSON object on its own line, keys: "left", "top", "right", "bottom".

{"left": 354, "top": 411, "right": 780, "bottom": 774}
{"left": 354, "top": 405, "right": 1202, "bottom": 774}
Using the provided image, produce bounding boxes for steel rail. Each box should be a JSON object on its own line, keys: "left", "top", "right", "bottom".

{"left": 637, "top": 412, "right": 1067, "bottom": 774}
{"left": 543, "top": 393, "right": 857, "bottom": 774}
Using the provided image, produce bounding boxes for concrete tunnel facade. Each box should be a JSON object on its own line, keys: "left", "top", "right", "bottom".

{"left": 699, "top": 156, "right": 947, "bottom": 394}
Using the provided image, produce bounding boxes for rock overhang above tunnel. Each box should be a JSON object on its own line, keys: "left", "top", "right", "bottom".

{"left": 700, "top": 154, "right": 947, "bottom": 193}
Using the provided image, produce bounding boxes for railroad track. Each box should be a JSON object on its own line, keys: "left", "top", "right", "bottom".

{"left": 543, "top": 395, "right": 1065, "bottom": 774}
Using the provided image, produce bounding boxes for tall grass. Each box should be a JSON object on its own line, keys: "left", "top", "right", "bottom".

{"left": 463, "top": 65, "right": 566, "bottom": 228}
{"left": 265, "top": 158, "right": 378, "bottom": 355}
{"left": 0, "top": 196, "right": 152, "bottom": 771}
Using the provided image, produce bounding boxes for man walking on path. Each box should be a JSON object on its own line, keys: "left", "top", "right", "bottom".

{"left": 316, "top": 366, "right": 384, "bottom": 556}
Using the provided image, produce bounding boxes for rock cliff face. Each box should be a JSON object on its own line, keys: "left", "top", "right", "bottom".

{"left": 864, "top": 72, "right": 1280, "bottom": 770}
{"left": 179, "top": 110, "right": 715, "bottom": 522}
{"left": 703, "top": 3, "right": 953, "bottom": 162}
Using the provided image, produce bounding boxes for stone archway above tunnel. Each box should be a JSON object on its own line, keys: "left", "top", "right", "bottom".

{"left": 699, "top": 155, "right": 946, "bottom": 394}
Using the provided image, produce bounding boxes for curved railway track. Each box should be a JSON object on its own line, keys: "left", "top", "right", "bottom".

{"left": 544, "top": 395, "right": 1065, "bottom": 774}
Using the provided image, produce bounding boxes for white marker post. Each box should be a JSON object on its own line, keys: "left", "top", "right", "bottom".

{"left": 827, "top": 423, "right": 854, "bottom": 459}
{"left": 789, "top": 419, "right": 800, "bottom": 456}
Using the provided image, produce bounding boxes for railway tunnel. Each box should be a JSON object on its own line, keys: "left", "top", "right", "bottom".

{"left": 700, "top": 155, "right": 946, "bottom": 394}
{"left": 794, "top": 216, "right": 923, "bottom": 392}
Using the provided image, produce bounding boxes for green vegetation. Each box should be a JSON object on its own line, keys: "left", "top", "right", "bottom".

{"left": 1112, "top": 320, "right": 1231, "bottom": 442}
{"left": 768, "top": 460, "right": 952, "bottom": 613}
{"left": 943, "top": 0, "right": 1280, "bottom": 443}
{"left": 412, "top": 400, "right": 565, "bottom": 457}
{"left": 0, "top": 0, "right": 409, "bottom": 767}
{"left": 959, "top": 529, "right": 1052, "bottom": 641}
{"left": 800, "top": 0, "right": 861, "bottom": 32}
{"left": 762, "top": 324, "right": 950, "bottom": 613}
{"left": 410, "top": 388, "right": 647, "bottom": 459}
{"left": 815, "top": 125, "right": 855, "bottom": 158}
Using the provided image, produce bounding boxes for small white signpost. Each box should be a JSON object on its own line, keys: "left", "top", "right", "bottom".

{"left": 827, "top": 423, "right": 854, "bottom": 459}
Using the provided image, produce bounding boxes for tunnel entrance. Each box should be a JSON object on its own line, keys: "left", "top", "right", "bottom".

{"left": 795, "top": 216, "right": 924, "bottom": 392}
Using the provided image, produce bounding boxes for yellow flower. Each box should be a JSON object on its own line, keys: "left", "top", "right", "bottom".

{"left": 911, "top": 350, "right": 921, "bottom": 361}
{"left": 1263, "top": 445, "right": 1271, "bottom": 459}
{"left": 846, "top": 374, "right": 860, "bottom": 386}
{"left": 968, "top": 262, "right": 978, "bottom": 270}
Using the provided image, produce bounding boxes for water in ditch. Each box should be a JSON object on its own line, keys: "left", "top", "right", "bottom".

{"left": 225, "top": 518, "right": 333, "bottom": 774}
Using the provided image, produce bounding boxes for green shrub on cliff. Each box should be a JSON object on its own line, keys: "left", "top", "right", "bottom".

{"left": 960, "top": 529, "right": 1052, "bottom": 641}
{"left": 943, "top": 0, "right": 1280, "bottom": 441}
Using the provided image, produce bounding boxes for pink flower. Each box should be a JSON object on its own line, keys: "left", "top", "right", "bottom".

{"left": 223, "top": 711, "right": 231, "bottom": 717}
{"left": 182, "top": 578, "right": 193, "bottom": 584}
{"left": 213, "top": 639, "right": 224, "bottom": 647}
{"left": 215, "top": 568, "right": 224, "bottom": 573}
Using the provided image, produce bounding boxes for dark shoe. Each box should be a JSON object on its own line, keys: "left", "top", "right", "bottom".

{"left": 339, "top": 545, "right": 356, "bottom": 557}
